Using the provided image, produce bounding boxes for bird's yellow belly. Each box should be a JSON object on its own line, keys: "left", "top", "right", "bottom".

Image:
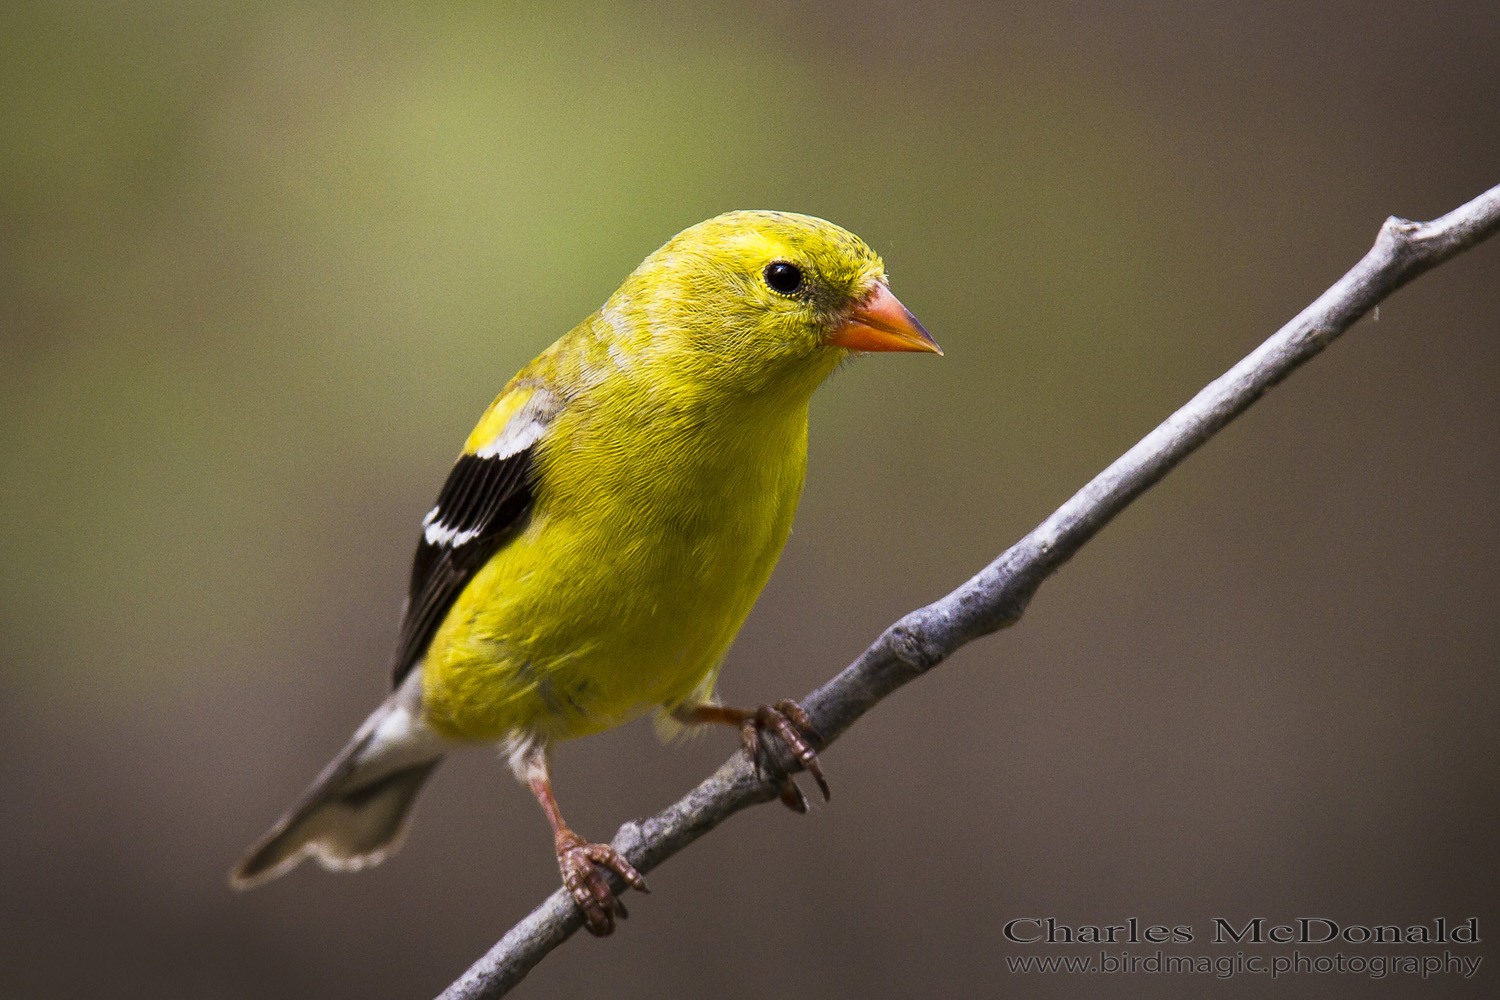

{"left": 419, "top": 423, "right": 803, "bottom": 744}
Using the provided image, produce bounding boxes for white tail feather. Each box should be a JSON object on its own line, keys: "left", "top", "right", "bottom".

{"left": 230, "top": 668, "right": 445, "bottom": 889}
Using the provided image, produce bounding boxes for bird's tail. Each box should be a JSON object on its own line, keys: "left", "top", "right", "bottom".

{"left": 230, "top": 670, "right": 445, "bottom": 890}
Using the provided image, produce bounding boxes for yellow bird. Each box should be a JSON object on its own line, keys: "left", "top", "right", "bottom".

{"left": 230, "top": 210, "right": 940, "bottom": 934}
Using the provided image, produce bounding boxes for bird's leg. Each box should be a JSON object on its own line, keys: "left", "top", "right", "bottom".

{"left": 519, "top": 746, "right": 648, "bottom": 936}
{"left": 675, "top": 700, "right": 829, "bottom": 812}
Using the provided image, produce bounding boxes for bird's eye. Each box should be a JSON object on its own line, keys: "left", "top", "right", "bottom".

{"left": 763, "top": 261, "right": 803, "bottom": 294}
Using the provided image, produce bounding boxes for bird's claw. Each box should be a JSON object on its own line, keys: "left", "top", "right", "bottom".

{"left": 555, "top": 831, "right": 649, "bottom": 936}
{"left": 739, "top": 699, "right": 830, "bottom": 811}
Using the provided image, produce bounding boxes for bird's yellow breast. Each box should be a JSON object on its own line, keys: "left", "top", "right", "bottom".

{"left": 419, "top": 380, "right": 812, "bottom": 745}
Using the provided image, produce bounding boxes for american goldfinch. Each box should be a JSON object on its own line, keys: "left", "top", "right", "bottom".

{"left": 230, "top": 210, "right": 940, "bottom": 934}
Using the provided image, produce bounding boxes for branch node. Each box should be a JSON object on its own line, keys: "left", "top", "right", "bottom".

{"left": 611, "top": 819, "right": 646, "bottom": 858}
{"left": 1385, "top": 214, "right": 1420, "bottom": 235}
{"left": 886, "top": 623, "right": 939, "bottom": 674}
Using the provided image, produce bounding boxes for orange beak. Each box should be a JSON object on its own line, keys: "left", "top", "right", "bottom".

{"left": 828, "top": 284, "right": 943, "bottom": 355}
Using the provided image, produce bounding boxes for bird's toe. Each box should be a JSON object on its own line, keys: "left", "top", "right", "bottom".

{"left": 744, "top": 699, "right": 830, "bottom": 810}
{"left": 556, "top": 834, "right": 648, "bottom": 936}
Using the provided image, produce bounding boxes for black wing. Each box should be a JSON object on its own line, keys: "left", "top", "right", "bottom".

{"left": 389, "top": 445, "right": 536, "bottom": 687}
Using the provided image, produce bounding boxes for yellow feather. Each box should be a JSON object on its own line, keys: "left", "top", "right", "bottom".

{"left": 459, "top": 384, "right": 535, "bottom": 456}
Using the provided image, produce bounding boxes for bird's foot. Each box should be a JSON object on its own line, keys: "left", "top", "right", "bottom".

{"left": 740, "top": 699, "right": 830, "bottom": 813}
{"left": 555, "top": 830, "right": 649, "bottom": 936}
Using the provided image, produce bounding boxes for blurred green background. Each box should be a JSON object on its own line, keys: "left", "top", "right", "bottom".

{"left": 2, "top": 2, "right": 1497, "bottom": 998}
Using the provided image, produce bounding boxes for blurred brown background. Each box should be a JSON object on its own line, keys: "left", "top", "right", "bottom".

{"left": 2, "top": 2, "right": 1497, "bottom": 998}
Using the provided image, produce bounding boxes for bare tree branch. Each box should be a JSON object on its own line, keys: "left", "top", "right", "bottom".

{"left": 438, "top": 183, "right": 1500, "bottom": 1000}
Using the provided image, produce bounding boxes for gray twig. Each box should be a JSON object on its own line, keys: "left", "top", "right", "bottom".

{"left": 438, "top": 184, "right": 1500, "bottom": 1000}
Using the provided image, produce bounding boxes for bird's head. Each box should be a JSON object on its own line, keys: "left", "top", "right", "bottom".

{"left": 599, "top": 210, "right": 940, "bottom": 397}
